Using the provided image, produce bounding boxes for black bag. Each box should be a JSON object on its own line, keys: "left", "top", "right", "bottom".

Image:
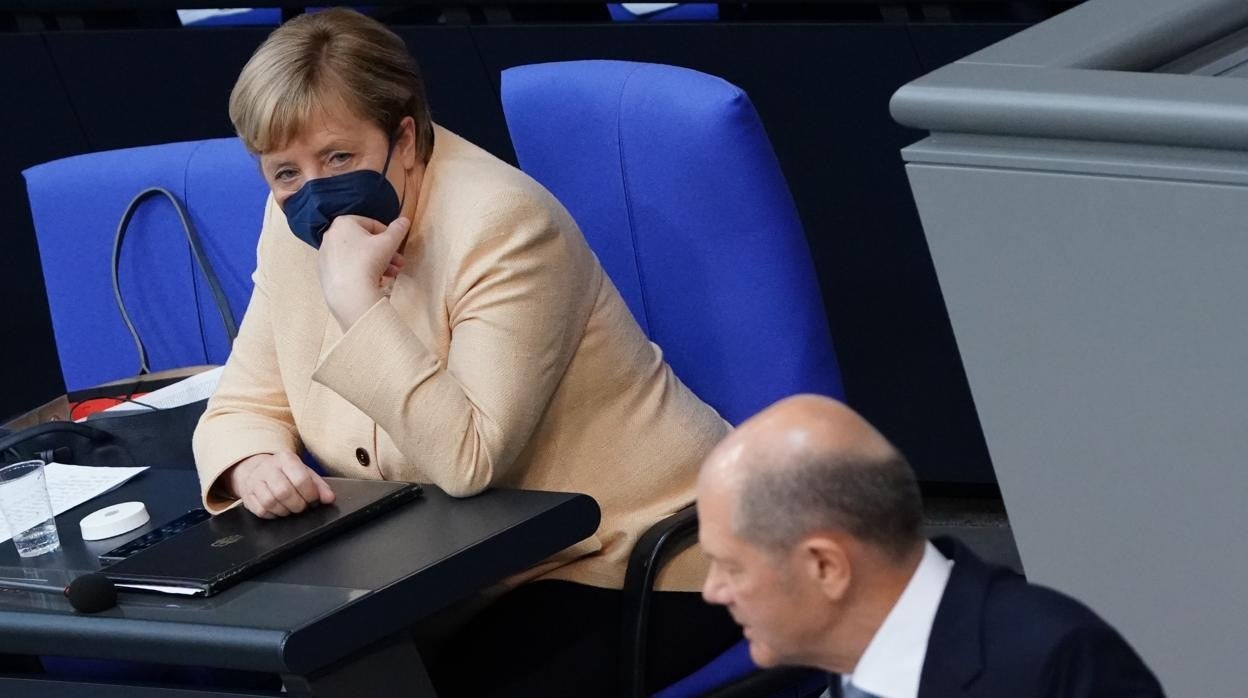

{"left": 0, "top": 187, "right": 236, "bottom": 469}
{"left": 0, "top": 400, "right": 205, "bottom": 469}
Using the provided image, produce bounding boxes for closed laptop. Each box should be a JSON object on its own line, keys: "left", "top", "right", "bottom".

{"left": 102, "top": 477, "right": 422, "bottom": 596}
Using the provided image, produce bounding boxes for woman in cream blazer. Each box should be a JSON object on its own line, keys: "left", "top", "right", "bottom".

{"left": 193, "top": 8, "right": 736, "bottom": 696}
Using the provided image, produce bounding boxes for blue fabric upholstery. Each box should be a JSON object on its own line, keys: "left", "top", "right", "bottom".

{"left": 653, "top": 641, "right": 754, "bottom": 698}
{"left": 23, "top": 138, "right": 266, "bottom": 391}
{"left": 502, "top": 60, "right": 842, "bottom": 696}
{"left": 501, "top": 60, "right": 843, "bottom": 427}
{"left": 607, "top": 3, "right": 719, "bottom": 21}
{"left": 655, "top": 640, "right": 827, "bottom": 698}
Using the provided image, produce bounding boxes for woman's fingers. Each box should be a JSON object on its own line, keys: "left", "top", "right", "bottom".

{"left": 318, "top": 216, "right": 407, "bottom": 329}
{"left": 383, "top": 253, "right": 406, "bottom": 280}
{"left": 313, "top": 474, "right": 337, "bottom": 505}
{"left": 242, "top": 491, "right": 275, "bottom": 520}
{"left": 232, "top": 452, "right": 330, "bottom": 518}
{"left": 256, "top": 480, "right": 295, "bottom": 517}
{"left": 279, "top": 457, "right": 323, "bottom": 506}
{"left": 340, "top": 214, "right": 387, "bottom": 235}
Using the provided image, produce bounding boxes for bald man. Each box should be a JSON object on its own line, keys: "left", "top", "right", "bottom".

{"left": 697, "top": 395, "right": 1163, "bottom": 698}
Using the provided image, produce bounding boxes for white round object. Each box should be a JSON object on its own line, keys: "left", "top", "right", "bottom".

{"left": 79, "top": 501, "right": 150, "bottom": 541}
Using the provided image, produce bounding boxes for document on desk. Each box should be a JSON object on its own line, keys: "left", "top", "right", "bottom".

{"left": 0, "top": 463, "right": 148, "bottom": 543}
{"left": 98, "top": 366, "right": 223, "bottom": 414}
{"left": 619, "top": 3, "right": 679, "bottom": 14}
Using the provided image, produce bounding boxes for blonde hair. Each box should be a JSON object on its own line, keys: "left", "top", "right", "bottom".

{"left": 229, "top": 8, "right": 434, "bottom": 158}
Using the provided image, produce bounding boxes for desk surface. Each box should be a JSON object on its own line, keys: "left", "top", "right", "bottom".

{"left": 0, "top": 469, "right": 600, "bottom": 676}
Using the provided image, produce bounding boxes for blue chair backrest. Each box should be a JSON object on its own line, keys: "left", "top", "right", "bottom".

{"left": 23, "top": 138, "right": 267, "bottom": 391}
{"left": 501, "top": 60, "right": 844, "bottom": 425}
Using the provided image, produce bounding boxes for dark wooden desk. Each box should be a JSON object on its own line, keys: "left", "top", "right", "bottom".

{"left": 0, "top": 469, "right": 600, "bottom": 697}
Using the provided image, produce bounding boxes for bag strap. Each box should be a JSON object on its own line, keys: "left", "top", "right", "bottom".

{"left": 0, "top": 421, "right": 112, "bottom": 464}
{"left": 112, "top": 187, "right": 239, "bottom": 376}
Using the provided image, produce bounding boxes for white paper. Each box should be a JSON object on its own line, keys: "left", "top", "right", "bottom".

{"left": 100, "top": 367, "right": 223, "bottom": 414}
{"left": 114, "top": 583, "right": 202, "bottom": 596}
{"left": 620, "top": 3, "right": 680, "bottom": 15}
{"left": 0, "top": 463, "right": 148, "bottom": 543}
{"left": 176, "top": 8, "right": 254, "bottom": 24}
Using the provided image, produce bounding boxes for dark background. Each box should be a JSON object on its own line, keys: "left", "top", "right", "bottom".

{"left": 0, "top": 3, "right": 1078, "bottom": 484}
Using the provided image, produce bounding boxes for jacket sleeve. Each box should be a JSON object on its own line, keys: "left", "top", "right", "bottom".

{"left": 310, "top": 189, "right": 596, "bottom": 497}
{"left": 192, "top": 198, "right": 301, "bottom": 512}
{"left": 1041, "top": 623, "right": 1166, "bottom": 697}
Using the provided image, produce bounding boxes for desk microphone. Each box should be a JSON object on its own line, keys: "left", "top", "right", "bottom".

{"left": 0, "top": 573, "right": 117, "bottom": 613}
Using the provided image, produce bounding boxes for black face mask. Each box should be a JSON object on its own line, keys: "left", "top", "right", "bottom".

{"left": 280, "top": 139, "right": 403, "bottom": 249}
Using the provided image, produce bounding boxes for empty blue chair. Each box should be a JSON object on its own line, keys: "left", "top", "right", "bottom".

{"left": 24, "top": 138, "right": 266, "bottom": 391}
{"left": 502, "top": 60, "right": 842, "bottom": 697}
{"left": 502, "top": 60, "right": 842, "bottom": 425}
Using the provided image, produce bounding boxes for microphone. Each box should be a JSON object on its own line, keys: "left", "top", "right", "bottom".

{"left": 0, "top": 573, "right": 118, "bottom": 613}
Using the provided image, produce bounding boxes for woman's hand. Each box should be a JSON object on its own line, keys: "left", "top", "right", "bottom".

{"left": 225, "top": 451, "right": 336, "bottom": 519}
{"left": 318, "top": 215, "right": 410, "bottom": 331}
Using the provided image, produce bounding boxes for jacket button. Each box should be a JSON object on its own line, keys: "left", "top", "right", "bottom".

{"left": 355, "top": 447, "right": 371, "bottom": 467}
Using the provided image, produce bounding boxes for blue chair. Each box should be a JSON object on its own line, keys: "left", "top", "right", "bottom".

{"left": 23, "top": 138, "right": 266, "bottom": 392}
{"left": 23, "top": 138, "right": 275, "bottom": 688}
{"left": 502, "top": 60, "right": 842, "bottom": 697}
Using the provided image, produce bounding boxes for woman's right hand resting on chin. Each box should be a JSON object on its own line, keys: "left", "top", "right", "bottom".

{"left": 225, "top": 451, "right": 336, "bottom": 519}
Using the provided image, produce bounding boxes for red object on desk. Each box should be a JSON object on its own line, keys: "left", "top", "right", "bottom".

{"left": 69, "top": 394, "right": 151, "bottom": 421}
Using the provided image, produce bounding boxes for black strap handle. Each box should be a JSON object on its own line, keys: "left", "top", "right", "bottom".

{"left": 0, "top": 421, "right": 111, "bottom": 464}
{"left": 0, "top": 421, "right": 110, "bottom": 448}
{"left": 111, "top": 187, "right": 239, "bottom": 376}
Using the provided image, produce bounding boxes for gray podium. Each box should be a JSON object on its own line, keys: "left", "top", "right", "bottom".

{"left": 891, "top": 1, "right": 1248, "bottom": 694}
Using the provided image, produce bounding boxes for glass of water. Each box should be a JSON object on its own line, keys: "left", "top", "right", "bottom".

{"left": 0, "top": 460, "right": 61, "bottom": 557}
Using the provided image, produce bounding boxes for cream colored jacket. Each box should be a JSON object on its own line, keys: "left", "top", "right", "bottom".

{"left": 193, "top": 126, "right": 728, "bottom": 591}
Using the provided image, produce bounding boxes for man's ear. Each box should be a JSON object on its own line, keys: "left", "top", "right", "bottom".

{"left": 799, "top": 535, "right": 851, "bottom": 601}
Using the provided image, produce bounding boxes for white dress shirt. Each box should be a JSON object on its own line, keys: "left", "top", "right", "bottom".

{"left": 841, "top": 541, "right": 954, "bottom": 698}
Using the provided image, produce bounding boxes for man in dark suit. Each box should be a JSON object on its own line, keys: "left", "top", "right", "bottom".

{"left": 697, "top": 395, "right": 1163, "bottom": 698}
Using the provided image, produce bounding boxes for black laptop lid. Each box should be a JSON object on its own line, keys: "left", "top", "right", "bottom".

{"left": 103, "top": 478, "right": 421, "bottom": 595}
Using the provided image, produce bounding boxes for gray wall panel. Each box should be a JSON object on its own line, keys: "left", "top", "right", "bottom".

{"left": 906, "top": 158, "right": 1248, "bottom": 696}
{"left": 894, "top": 1, "right": 1248, "bottom": 690}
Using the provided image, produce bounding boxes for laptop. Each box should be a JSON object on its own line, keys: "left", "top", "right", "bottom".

{"left": 101, "top": 478, "right": 422, "bottom": 597}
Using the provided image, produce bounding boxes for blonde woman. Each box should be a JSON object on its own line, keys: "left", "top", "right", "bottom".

{"left": 193, "top": 8, "right": 737, "bottom": 695}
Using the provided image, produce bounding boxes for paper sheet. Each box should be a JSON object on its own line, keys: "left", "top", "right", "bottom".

{"left": 176, "top": 8, "right": 254, "bottom": 24}
{"left": 114, "top": 583, "right": 202, "bottom": 596}
{"left": 100, "top": 366, "right": 223, "bottom": 414}
{"left": 620, "top": 3, "right": 679, "bottom": 15}
{"left": 0, "top": 463, "right": 148, "bottom": 543}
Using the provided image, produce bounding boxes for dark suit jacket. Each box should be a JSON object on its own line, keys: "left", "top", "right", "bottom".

{"left": 913, "top": 537, "right": 1164, "bottom": 698}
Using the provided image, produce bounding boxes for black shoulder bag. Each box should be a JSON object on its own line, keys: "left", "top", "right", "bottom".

{"left": 0, "top": 187, "right": 238, "bottom": 469}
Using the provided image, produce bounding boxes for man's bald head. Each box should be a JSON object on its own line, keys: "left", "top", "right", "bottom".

{"left": 700, "top": 395, "right": 923, "bottom": 560}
